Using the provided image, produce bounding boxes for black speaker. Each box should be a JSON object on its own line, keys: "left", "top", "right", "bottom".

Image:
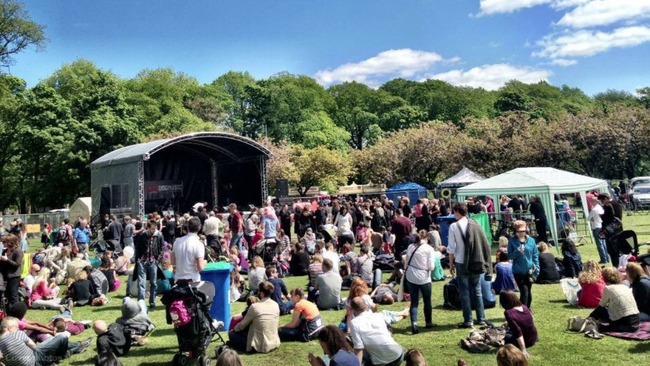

{"left": 277, "top": 179, "right": 289, "bottom": 197}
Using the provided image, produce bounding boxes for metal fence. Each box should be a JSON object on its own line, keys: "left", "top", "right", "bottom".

{"left": 1, "top": 212, "right": 70, "bottom": 236}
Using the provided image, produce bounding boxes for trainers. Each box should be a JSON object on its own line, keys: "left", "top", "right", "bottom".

{"left": 478, "top": 320, "right": 495, "bottom": 327}
{"left": 425, "top": 323, "right": 437, "bottom": 329}
{"left": 458, "top": 322, "right": 474, "bottom": 329}
{"left": 411, "top": 324, "right": 419, "bottom": 334}
{"left": 77, "top": 337, "right": 93, "bottom": 353}
{"left": 80, "top": 320, "right": 92, "bottom": 329}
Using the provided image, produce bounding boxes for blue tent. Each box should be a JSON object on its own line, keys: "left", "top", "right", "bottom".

{"left": 385, "top": 182, "right": 428, "bottom": 204}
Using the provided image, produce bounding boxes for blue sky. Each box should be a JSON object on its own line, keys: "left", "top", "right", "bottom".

{"left": 13, "top": 0, "right": 650, "bottom": 95}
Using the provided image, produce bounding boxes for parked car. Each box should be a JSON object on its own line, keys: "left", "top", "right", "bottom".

{"left": 632, "top": 183, "right": 650, "bottom": 209}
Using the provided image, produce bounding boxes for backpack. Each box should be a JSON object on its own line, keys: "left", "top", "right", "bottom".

{"left": 443, "top": 281, "right": 461, "bottom": 309}
{"left": 169, "top": 299, "right": 192, "bottom": 327}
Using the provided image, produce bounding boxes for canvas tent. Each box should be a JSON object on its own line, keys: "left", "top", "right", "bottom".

{"left": 438, "top": 167, "right": 486, "bottom": 188}
{"left": 385, "top": 182, "right": 428, "bottom": 205}
{"left": 69, "top": 197, "right": 91, "bottom": 221}
{"left": 457, "top": 167, "right": 608, "bottom": 246}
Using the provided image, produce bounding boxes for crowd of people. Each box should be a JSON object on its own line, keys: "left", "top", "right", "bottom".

{"left": 0, "top": 189, "right": 646, "bottom": 366}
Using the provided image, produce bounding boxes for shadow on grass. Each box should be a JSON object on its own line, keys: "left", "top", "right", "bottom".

{"left": 67, "top": 346, "right": 179, "bottom": 366}
{"left": 628, "top": 342, "right": 650, "bottom": 353}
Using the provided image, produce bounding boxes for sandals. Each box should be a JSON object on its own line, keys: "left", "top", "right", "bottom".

{"left": 584, "top": 330, "right": 604, "bottom": 339}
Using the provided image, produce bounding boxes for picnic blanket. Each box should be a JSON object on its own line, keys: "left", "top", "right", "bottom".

{"left": 605, "top": 321, "right": 650, "bottom": 341}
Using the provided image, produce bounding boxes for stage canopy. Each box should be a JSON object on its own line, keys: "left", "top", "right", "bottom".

{"left": 438, "top": 167, "right": 485, "bottom": 188}
{"left": 90, "top": 132, "right": 271, "bottom": 219}
{"left": 457, "top": 167, "right": 607, "bottom": 246}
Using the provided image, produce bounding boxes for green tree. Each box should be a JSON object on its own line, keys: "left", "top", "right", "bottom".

{"left": 292, "top": 146, "right": 352, "bottom": 196}
{"left": 124, "top": 68, "right": 213, "bottom": 135}
{"left": 211, "top": 71, "right": 256, "bottom": 135}
{"left": 13, "top": 84, "right": 81, "bottom": 211}
{"left": 0, "top": 0, "right": 46, "bottom": 69}
{"left": 0, "top": 74, "right": 25, "bottom": 209}
{"left": 637, "top": 87, "right": 650, "bottom": 109}
{"left": 352, "top": 122, "right": 470, "bottom": 187}
{"left": 328, "top": 82, "right": 382, "bottom": 149}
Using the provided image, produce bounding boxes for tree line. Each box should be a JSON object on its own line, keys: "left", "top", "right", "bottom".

{"left": 1, "top": 58, "right": 649, "bottom": 212}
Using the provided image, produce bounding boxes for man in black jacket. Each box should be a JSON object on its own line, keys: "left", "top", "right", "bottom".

{"left": 134, "top": 220, "right": 164, "bottom": 308}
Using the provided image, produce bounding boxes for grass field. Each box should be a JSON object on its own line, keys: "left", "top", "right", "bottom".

{"left": 24, "top": 214, "right": 650, "bottom": 366}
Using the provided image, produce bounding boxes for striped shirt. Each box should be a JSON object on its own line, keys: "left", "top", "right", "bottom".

{"left": 0, "top": 331, "right": 35, "bottom": 366}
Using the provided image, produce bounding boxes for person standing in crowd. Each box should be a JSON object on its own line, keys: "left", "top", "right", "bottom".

{"left": 404, "top": 230, "right": 436, "bottom": 334}
{"left": 391, "top": 209, "right": 412, "bottom": 256}
{"left": 105, "top": 215, "right": 123, "bottom": 250}
{"left": 527, "top": 196, "right": 548, "bottom": 243}
{"left": 588, "top": 198, "right": 608, "bottom": 264}
{"left": 72, "top": 219, "right": 91, "bottom": 260}
{"left": 0, "top": 234, "right": 24, "bottom": 307}
{"left": 261, "top": 206, "right": 279, "bottom": 241}
{"left": 134, "top": 220, "right": 164, "bottom": 308}
{"left": 598, "top": 193, "right": 622, "bottom": 267}
{"left": 279, "top": 204, "right": 292, "bottom": 240}
{"left": 448, "top": 204, "right": 492, "bottom": 328}
{"left": 122, "top": 216, "right": 136, "bottom": 252}
{"left": 172, "top": 217, "right": 206, "bottom": 283}
{"left": 203, "top": 211, "right": 224, "bottom": 256}
{"left": 508, "top": 221, "right": 540, "bottom": 309}
{"left": 228, "top": 204, "right": 245, "bottom": 251}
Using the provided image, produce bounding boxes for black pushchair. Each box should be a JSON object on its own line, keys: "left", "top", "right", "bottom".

{"left": 254, "top": 238, "right": 278, "bottom": 264}
{"left": 162, "top": 281, "right": 225, "bottom": 366}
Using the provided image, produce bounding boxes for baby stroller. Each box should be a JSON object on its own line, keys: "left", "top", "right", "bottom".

{"left": 255, "top": 238, "right": 278, "bottom": 264}
{"left": 162, "top": 281, "right": 225, "bottom": 366}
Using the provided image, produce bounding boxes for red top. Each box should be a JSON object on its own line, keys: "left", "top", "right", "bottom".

{"left": 578, "top": 279, "right": 605, "bottom": 308}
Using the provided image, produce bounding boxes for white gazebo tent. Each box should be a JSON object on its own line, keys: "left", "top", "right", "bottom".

{"left": 457, "top": 168, "right": 608, "bottom": 246}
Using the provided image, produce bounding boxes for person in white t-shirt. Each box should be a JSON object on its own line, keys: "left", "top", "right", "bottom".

{"left": 588, "top": 198, "right": 609, "bottom": 264}
{"left": 349, "top": 297, "right": 404, "bottom": 366}
{"left": 172, "top": 217, "right": 206, "bottom": 283}
{"left": 322, "top": 242, "right": 340, "bottom": 273}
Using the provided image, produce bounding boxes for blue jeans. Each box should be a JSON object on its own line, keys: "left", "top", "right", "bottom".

{"left": 407, "top": 280, "right": 432, "bottom": 325}
{"left": 455, "top": 262, "right": 485, "bottom": 325}
{"left": 34, "top": 333, "right": 68, "bottom": 366}
{"left": 228, "top": 330, "right": 248, "bottom": 351}
{"left": 137, "top": 261, "right": 158, "bottom": 305}
{"left": 230, "top": 232, "right": 244, "bottom": 251}
{"left": 278, "top": 326, "right": 304, "bottom": 342}
{"left": 592, "top": 228, "right": 609, "bottom": 263}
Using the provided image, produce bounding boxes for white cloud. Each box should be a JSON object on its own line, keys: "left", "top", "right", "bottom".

{"left": 426, "top": 64, "right": 552, "bottom": 91}
{"left": 550, "top": 58, "right": 578, "bottom": 66}
{"left": 314, "top": 49, "right": 447, "bottom": 87}
{"left": 535, "top": 26, "right": 650, "bottom": 59}
{"left": 478, "top": 0, "right": 552, "bottom": 15}
{"left": 556, "top": 0, "right": 650, "bottom": 28}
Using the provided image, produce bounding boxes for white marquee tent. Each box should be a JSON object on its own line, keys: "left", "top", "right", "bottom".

{"left": 457, "top": 167, "right": 608, "bottom": 246}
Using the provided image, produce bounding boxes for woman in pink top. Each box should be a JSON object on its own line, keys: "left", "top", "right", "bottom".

{"left": 577, "top": 260, "right": 605, "bottom": 308}
{"left": 30, "top": 268, "right": 65, "bottom": 311}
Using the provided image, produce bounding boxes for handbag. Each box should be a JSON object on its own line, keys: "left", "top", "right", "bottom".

{"left": 402, "top": 244, "right": 423, "bottom": 295}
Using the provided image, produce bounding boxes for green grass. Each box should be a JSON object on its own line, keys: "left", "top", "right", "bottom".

{"left": 25, "top": 214, "right": 650, "bottom": 366}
